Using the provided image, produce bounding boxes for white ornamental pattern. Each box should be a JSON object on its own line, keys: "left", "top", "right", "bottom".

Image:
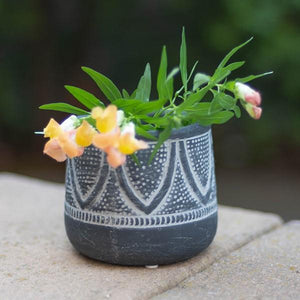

{"left": 65, "top": 129, "right": 217, "bottom": 228}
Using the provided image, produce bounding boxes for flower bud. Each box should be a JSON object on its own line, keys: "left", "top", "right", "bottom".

{"left": 245, "top": 103, "right": 262, "bottom": 120}
{"left": 235, "top": 82, "right": 261, "bottom": 106}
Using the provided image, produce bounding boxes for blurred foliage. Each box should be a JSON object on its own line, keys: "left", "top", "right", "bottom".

{"left": 0, "top": 0, "right": 299, "bottom": 167}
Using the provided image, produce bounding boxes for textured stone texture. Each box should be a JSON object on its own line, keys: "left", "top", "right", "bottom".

{"left": 0, "top": 173, "right": 282, "bottom": 300}
{"left": 153, "top": 221, "right": 300, "bottom": 300}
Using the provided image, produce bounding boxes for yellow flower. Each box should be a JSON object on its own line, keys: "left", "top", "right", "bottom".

{"left": 44, "top": 118, "right": 62, "bottom": 139}
{"left": 75, "top": 120, "right": 96, "bottom": 147}
{"left": 118, "top": 132, "right": 148, "bottom": 155}
{"left": 91, "top": 105, "right": 117, "bottom": 133}
{"left": 118, "top": 123, "right": 148, "bottom": 155}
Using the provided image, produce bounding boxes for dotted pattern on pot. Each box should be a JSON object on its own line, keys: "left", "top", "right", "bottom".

{"left": 65, "top": 129, "right": 217, "bottom": 227}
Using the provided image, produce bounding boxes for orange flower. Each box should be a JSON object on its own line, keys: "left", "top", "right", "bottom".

{"left": 43, "top": 118, "right": 83, "bottom": 162}
{"left": 93, "top": 127, "right": 120, "bottom": 149}
{"left": 92, "top": 116, "right": 148, "bottom": 168}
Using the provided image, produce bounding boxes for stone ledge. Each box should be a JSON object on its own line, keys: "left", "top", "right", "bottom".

{"left": 153, "top": 221, "right": 300, "bottom": 300}
{"left": 0, "top": 173, "right": 283, "bottom": 300}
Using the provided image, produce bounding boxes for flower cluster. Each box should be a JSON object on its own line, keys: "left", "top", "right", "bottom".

{"left": 235, "top": 82, "right": 262, "bottom": 120}
{"left": 43, "top": 105, "right": 148, "bottom": 168}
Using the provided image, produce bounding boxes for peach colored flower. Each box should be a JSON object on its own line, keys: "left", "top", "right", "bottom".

{"left": 43, "top": 117, "right": 83, "bottom": 161}
{"left": 236, "top": 82, "right": 261, "bottom": 106}
{"left": 106, "top": 147, "right": 126, "bottom": 168}
{"left": 92, "top": 113, "right": 148, "bottom": 168}
{"left": 93, "top": 127, "right": 120, "bottom": 149}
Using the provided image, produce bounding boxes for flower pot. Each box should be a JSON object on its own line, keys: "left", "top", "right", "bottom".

{"left": 64, "top": 123, "right": 218, "bottom": 266}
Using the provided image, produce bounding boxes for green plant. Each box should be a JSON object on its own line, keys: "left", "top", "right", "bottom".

{"left": 38, "top": 28, "right": 271, "bottom": 167}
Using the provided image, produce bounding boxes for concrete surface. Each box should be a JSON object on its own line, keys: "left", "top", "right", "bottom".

{"left": 153, "top": 221, "right": 300, "bottom": 300}
{"left": 0, "top": 173, "right": 284, "bottom": 299}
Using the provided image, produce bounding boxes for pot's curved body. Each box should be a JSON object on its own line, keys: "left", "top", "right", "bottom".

{"left": 65, "top": 124, "right": 217, "bottom": 265}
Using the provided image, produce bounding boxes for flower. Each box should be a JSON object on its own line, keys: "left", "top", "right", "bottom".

{"left": 91, "top": 105, "right": 118, "bottom": 133}
{"left": 118, "top": 122, "right": 148, "bottom": 155}
{"left": 93, "top": 127, "right": 121, "bottom": 149}
{"left": 106, "top": 147, "right": 126, "bottom": 168}
{"left": 92, "top": 105, "right": 121, "bottom": 150}
{"left": 235, "top": 82, "right": 262, "bottom": 120}
{"left": 75, "top": 120, "right": 96, "bottom": 147}
{"left": 43, "top": 117, "right": 84, "bottom": 162}
{"left": 91, "top": 106, "right": 148, "bottom": 168}
{"left": 235, "top": 82, "right": 261, "bottom": 106}
{"left": 245, "top": 103, "right": 262, "bottom": 120}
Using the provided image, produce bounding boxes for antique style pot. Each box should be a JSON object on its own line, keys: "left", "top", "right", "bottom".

{"left": 64, "top": 123, "right": 218, "bottom": 266}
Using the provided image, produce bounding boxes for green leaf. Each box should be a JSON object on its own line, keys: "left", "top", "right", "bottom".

{"left": 134, "top": 99, "right": 167, "bottom": 115}
{"left": 209, "top": 98, "right": 223, "bottom": 114}
{"left": 233, "top": 105, "right": 241, "bottom": 118}
{"left": 212, "top": 61, "right": 245, "bottom": 83}
{"left": 187, "top": 61, "right": 198, "bottom": 83}
{"left": 136, "top": 63, "right": 151, "bottom": 102}
{"left": 113, "top": 99, "right": 143, "bottom": 113}
{"left": 39, "top": 103, "right": 89, "bottom": 115}
{"left": 137, "top": 123, "right": 156, "bottom": 131}
{"left": 122, "top": 89, "right": 130, "bottom": 98}
{"left": 164, "top": 67, "right": 180, "bottom": 100}
{"left": 224, "top": 61, "right": 245, "bottom": 72}
{"left": 193, "top": 73, "right": 210, "bottom": 91}
{"left": 157, "top": 46, "right": 168, "bottom": 100}
{"left": 78, "top": 115, "right": 97, "bottom": 128}
{"left": 197, "top": 111, "right": 234, "bottom": 126}
{"left": 64, "top": 85, "right": 104, "bottom": 110}
{"left": 180, "top": 27, "right": 188, "bottom": 91}
{"left": 81, "top": 66, "right": 122, "bottom": 102}
{"left": 184, "top": 102, "right": 211, "bottom": 113}
{"left": 113, "top": 98, "right": 165, "bottom": 115}
{"left": 214, "top": 93, "right": 237, "bottom": 110}
{"left": 130, "top": 153, "right": 141, "bottom": 166}
{"left": 166, "top": 67, "right": 180, "bottom": 82}
{"left": 130, "top": 89, "right": 137, "bottom": 99}
{"left": 135, "top": 126, "right": 157, "bottom": 141}
{"left": 235, "top": 71, "right": 273, "bottom": 83}
{"left": 148, "top": 122, "right": 173, "bottom": 164}
{"left": 217, "top": 37, "right": 253, "bottom": 69}
{"left": 138, "top": 115, "right": 170, "bottom": 127}
{"left": 177, "top": 84, "right": 211, "bottom": 112}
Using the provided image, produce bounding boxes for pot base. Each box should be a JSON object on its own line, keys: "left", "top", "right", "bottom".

{"left": 65, "top": 211, "right": 217, "bottom": 266}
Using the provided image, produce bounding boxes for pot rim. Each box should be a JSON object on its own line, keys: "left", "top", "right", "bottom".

{"left": 138, "top": 123, "right": 211, "bottom": 141}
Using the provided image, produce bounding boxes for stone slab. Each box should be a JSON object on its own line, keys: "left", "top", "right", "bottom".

{"left": 0, "top": 173, "right": 282, "bottom": 300}
{"left": 153, "top": 221, "right": 300, "bottom": 300}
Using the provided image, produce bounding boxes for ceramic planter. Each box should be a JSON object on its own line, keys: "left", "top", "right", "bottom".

{"left": 64, "top": 123, "right": 218, "bottom": 266}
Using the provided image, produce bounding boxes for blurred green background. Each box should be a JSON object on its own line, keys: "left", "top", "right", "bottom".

{"left": 0, "top": 0, "right": 299, "bottom": 220}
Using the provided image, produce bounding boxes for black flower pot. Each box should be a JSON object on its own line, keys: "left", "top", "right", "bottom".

{"left": 64, "top": 123, "right": 218, "bottom": 266}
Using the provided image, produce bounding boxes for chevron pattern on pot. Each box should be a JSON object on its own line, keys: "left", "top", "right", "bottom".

{"left": 65, "top": 129, "right": 217, "bottom": 228}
